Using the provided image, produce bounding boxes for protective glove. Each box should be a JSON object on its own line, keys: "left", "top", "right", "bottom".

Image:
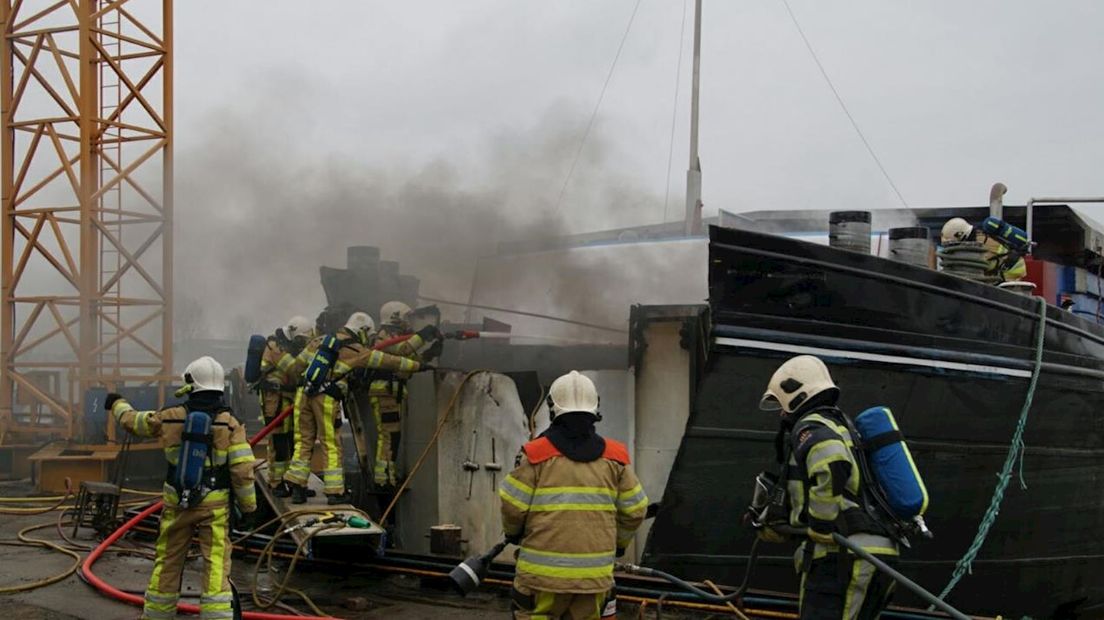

{"left": 615, "top": 547, "right": 627, "bottom": 558}
{"left": 235, "top": 510, "right": 256, "bottom": 532}
{"left": 422, "top": 339, "right": 444, "bottom": 361}
{"left": 104, "top": 393, "right": 123, "bottom": 412}
{"left": 807, "top": 527, "right": 835, "bottom": 546}
{"left": 756, "top": 526, "right": 788, "bottom": 544}
{"left": 416, "top": 324, "right": 441, "bottom": 341}
{"left": 504, "top": 533, "right": 522, "bottom": 545}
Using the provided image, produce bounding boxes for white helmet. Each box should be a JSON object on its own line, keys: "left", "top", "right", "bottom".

{"left": 940, "top": 218, "right": 974, "bottom": 245}
{"left": 380, "top": 301, "right": 412, "bottom": 327}
{"left": 285, "top": 315, "right": 314, "bottom": 341}
{"left": 547, "top": 370, "right": 600, "bottom": 418}
{"left": 759, "top": 355, "right": 838, "bottom": 415}
{"left": 182, "top": 356, "right": 225, "bottom": 393}
{"left": 345, "top": 311, "right": 376, "bottom": 342}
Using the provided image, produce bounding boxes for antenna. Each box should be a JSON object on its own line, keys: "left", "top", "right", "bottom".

{"left": 683, "top": 0, "right": 703, "bottom": 236}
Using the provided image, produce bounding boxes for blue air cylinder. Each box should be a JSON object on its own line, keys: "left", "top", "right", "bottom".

{"left": 854, "top": 406, "right": 929, "bottom": 519}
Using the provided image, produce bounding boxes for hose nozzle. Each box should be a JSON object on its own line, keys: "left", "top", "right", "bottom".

{"left": 449, "top": 539, "right": 508, "bottom": 596}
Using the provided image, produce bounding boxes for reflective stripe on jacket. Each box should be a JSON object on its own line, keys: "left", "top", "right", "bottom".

{"left": 112, "top": 400, "right": 257, "bottom": 512}
{"left": 259, "top": 337, "right": 297, "bottom": 388}
{"left": 787, "top": 410, "right": 897, "bottom": 561}
{"left": 500, "top": 436, "right": 647, "bottom": 593}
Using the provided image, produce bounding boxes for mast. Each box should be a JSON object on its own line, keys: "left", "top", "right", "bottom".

{"left": 683, "top": 0, "right": 703, "bottom": 235}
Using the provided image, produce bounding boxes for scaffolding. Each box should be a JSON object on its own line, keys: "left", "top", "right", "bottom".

{"left": 1, "top": 0, "right": 173, "bottom": 442}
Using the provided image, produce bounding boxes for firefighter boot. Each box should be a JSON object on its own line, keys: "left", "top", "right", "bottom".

{"left": 290, "top": 484, "right": 307, "bottom": 505}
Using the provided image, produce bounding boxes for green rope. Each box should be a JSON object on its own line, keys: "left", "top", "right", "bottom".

{"left": 934, "top": 297, "right": 1047, "bottom": 605}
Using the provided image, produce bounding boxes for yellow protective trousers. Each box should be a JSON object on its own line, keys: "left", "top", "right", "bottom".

{"left": 259, "top": 389, "right": 293, "bottom": 486}
{"left": 142, "top": 504, "right": 233, "bottom": 620}
{"left": 511, "top": 584, "right": 614, "bottom": 620}
{"left": 285, "top": 389, "right": 345, "bottom": 495}
{"left": 370, "top": 392, "right": 402, "bottom": 486}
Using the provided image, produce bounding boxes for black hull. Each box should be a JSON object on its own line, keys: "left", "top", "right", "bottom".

{"left": 641, "top": 227, "right": 1104, "bottom": 618}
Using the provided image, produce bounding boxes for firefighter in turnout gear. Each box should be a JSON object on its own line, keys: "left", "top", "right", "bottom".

{"left": 757, "top": 355, "right": 898, "bottom": 620}
{"left": 368, "top": 301, "right": 441, "bottom": 487}
{"left": 940, "top": 217, "right": 1027, "bottom": 282}
{"left": 284, "top": 311, "right": 421, "bottom": 504}
{"left": 105, "top": 356, "right": 256, "bottom": 620}
{"left": 500, "top": 371, "right": 648, "bottom": 620}
{"left": 257, "top": 315, "right": 314, "bottom": 497}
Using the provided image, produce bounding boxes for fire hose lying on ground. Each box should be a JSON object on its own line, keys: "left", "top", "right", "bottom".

{"left": 448, "top": 535, "right": 971, "bottom": 620}
{"left": 80, "top": 333, "right": 422, "bottom": 620}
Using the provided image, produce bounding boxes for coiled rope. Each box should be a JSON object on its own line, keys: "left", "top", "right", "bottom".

{"left": 934, "top": 296, "right": 1047, "bottom": 604}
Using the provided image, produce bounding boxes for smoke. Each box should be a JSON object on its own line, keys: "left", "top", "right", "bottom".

{"left": 175, "top": 99, "right": 663, "bottom": 340}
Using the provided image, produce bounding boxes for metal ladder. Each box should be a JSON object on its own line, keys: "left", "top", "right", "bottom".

{"left": 97, "top": 4, "right": 124, "bottom": 387}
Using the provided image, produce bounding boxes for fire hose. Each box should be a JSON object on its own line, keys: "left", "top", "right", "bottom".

{"left": 618, "top": 528, "right": 970, "bottom": 620}
{"left": 80, "top": 333, "right": 419, "bottom": 619}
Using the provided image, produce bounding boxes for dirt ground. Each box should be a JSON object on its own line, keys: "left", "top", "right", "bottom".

{"left": 0, "top": 479, "right": 512, "bottom": 619}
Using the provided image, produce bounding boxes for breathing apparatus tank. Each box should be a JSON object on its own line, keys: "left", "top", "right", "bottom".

{"left": 243, "top": 334, "right": 267, "bottom": 384}
{"left": 853, "top": 406, "right": 929, "bottom": 520}
{"left": 174, "top": 410, "right": 216, "bottom": 508}
{"left": 303, "top": 334, "right": 340, "bottom": 395}
{"left": 978, "top": 216, "right": 1032, "bottom": 254}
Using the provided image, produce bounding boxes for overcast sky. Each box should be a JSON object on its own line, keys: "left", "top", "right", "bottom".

{"left": 176, "top": 0, "right": 1104, "bottom": 219}
{"left": 10, "top": 1, "right": 1104, "bottom": 348}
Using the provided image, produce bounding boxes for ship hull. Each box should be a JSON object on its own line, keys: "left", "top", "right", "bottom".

{"left": 641, "top": 226, "right": 1104, "bottom": 618}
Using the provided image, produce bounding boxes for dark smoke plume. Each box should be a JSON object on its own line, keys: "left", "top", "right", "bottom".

{"left": 174, "top": 101, "right": 663, "bottom": 340}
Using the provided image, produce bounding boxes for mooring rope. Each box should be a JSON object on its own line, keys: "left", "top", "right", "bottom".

{"left": 934, "top": 296, "right": 1047, "bottom": 604}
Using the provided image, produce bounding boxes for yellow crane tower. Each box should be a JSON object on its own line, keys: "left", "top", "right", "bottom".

{"left": 1, "top": 1, "right": 173, "bottom": 461}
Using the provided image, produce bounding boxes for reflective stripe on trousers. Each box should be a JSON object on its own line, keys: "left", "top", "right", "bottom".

{"left": 286, "top": 391, "right": 344, "bottom": 494}
{"left": 371, "top": 394, "right": 400, "bottom": 485}
{"left": 511, "top": 582, "right": 610, "bottom": 620}
{"left": 144, "top": 505, "right": 233, "bottom": 620}
{"left": 285, "top": 389, "right": 313, "bottom": 486}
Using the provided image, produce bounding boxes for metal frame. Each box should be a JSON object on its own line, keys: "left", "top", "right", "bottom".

{"left": 1026, "top": 197, "right": 1104, "bottom": 250}
{"left": 1, "top": 0, "right": 172, "bottom": 441}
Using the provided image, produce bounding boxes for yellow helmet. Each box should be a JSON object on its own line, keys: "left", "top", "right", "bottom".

{"left": 759, "top": 355, "right": 838, "bottom": 415}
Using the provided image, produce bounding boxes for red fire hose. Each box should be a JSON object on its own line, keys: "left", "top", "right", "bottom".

{"left": 80, "top": 334, "right": 418, "bottom": 619}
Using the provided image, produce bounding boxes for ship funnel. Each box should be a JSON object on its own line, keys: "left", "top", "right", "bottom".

{"left": 989, "top": 183, "right": 1008, "bottom": 219}
{"left": 829, "top": 211, "right": 872, "bottom": 254}
{"left": 888, "top": 227, "right": 934, "bottom": 268}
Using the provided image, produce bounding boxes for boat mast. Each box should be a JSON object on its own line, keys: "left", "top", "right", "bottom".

{"left": 683, "top": 0, "right": 703, "bottom": 235}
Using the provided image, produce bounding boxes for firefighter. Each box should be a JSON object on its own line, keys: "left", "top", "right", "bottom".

{"left": 757, "top": 355, "right": 897, "bottom": 620}
{"left": 500, "top": 371, "right": 648, "bottom": 620}
{"left": 257, "top": 315, "right": 314, "bottom": 497}
{"left": 105, "top": 356, "right": 256, "bottom": 620}
{"left": 368, "top": 301, "right": 441, "bottom": 487}
{"left": 284, "top": 311, "right": 421, "bottom": 504}
{"left": 941, "top": 217, "right": 1027, "bottom": 282}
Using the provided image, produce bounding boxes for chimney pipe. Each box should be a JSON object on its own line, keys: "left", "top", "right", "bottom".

{"left": 989, "top": 183, "right": 1007, "bottom": 219}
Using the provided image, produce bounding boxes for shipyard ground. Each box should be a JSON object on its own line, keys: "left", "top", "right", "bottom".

{"left": 0, "top": 480, "right": 514, "bottom": 620}
{"left": 2, "top": 481, "right": 705, "bottom": 619}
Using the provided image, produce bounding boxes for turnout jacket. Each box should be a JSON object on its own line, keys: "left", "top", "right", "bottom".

{"left": 786, "top": 408, "right": 897, "bottom": 563}
{"left": 111, "top": 399, "right": 257, "bottom": 512}
{"left": 367, "top": 325, "right": 437, "bottom": 399}
{"left": 500, "top": 437, "right": 648, "bottom": 593}
{"left": 258, "top": 336, "right": 299, "bottom": 392}
{"left": 287, "top": 329, "right": 420, "bottom": 397}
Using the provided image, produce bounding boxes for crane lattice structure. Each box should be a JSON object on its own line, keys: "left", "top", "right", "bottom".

{"left": 1, "top": 0, "right": 173, "bottom": 443}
